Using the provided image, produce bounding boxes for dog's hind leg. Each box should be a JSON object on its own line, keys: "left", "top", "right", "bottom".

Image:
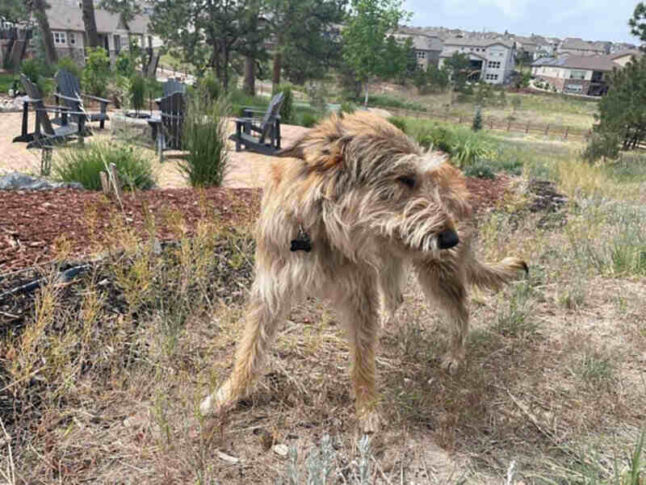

{"left": 413, "top": 259, "right": 469, "bottom": 374}
{"left": 200, "top": 269, "right": 295, "bottom": 416}
{"left": 334, "top": 271, "right": 382, "bottom": 433}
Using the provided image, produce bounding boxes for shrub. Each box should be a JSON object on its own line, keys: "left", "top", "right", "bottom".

{"left": 181, "top": 91, "right": 229, "bottom": 187}
{"left": 199, "top": 71, "right": 221, "bottom": 100}
{"left": 56, "top": 56, "right": 81, "bottom": 78}
{"left": 82, "top": 47, "right": 111, "bottom": 97}
{"left": 129, "top": 74, "right": 146, "bottom": 114}
{"left": 472, "top": 107, "right": 483, "bottom": 132}
{"left": 583, "top": 131, "right": 620, "bottom": 163}
{"left": 340, "top": 101, "right": 357, "bottom": 115}
{"left": 20, "top": 58, "right": 54, "bottom": 95}
{"left": 463, "top": 159, "right": 496, "bottom": 179}
{"left": 299, "top": 111, "right": 320, "bottom": 128}
{"left": 388, "top": 116, "right": 407, "bottom": 132}
{"left": 54, "top": 142, "right": 155, "bottom": 191}
{"left": 115, "top": 50, "right": 136, "bottom": 78}
{"left": 415, "top": 124, "right": 496, "bottom": 167}
{"left": 273, "top": 83, "right": 294, "bottom": 123}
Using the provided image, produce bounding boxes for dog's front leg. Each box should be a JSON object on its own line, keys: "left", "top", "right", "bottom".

{"left": 378, "top": 256, "right": 405, "bottom": 326}
{"left": 200, "top": 272, "right": 293, "bottom": 416}
{"left": 335, "top": 273, "right": 381, "bottom": 433}
{"left": 413, "top": 259, "right": 469, "bottom": 374}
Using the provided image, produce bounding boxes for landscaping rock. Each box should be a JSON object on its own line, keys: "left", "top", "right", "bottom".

{"left": 0, "top": 172, "right": 84, "bottom": 191}
{"left": 0, "top": 96, "right": 26, "bottom": 113}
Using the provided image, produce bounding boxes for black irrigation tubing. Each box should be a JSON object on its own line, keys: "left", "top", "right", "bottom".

{"left": 0, "top": 264, "right": 92, "bottom": 304}
{"left": 0, "top": 239, "right": 187, "bottom": 305}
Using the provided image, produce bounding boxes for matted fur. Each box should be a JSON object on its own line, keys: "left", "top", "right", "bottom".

{"left": 201, "top": 112, "right": 527, "bottom": 431}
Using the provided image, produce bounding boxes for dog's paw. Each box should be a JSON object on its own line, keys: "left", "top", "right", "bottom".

{"left": 357, "top": 410, "right": 382, "bottom": 435}
{"left": 441, "top": 353, "right": 464, "bottom": 375}
{"left": 200, "top": 380, "right": 235, "bottom": 416}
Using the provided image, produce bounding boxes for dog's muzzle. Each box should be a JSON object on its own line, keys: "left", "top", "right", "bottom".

{"left": 437, "top": 229, "right": 459, "bottom": 250}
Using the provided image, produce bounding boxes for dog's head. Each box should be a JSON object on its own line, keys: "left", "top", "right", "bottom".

{"left": 279, "top": 112, "right": 471, "bottom": 256}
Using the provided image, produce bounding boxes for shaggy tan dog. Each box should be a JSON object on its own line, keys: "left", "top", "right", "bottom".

{"left": 201, "top": 112, "right": 527, "bottom": 431}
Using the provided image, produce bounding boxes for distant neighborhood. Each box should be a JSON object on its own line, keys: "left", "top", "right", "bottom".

{"left": 394, "top": 26, "right": 642, "bottom": 96}
{"left": 0, "top": 0, "right": 643, "bottom": 98}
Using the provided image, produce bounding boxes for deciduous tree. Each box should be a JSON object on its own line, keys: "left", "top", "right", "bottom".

{"left": 342, "top": 0, "right": 409, "bottom": 106}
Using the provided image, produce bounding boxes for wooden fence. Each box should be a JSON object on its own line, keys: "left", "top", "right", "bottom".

{"left": 387, "top": 107, "right": 593, "bottom": 142}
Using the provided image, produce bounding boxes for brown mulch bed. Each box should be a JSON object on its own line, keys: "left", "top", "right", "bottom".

{"left": 0, "top": 176, "right": 509, "bottom": 272}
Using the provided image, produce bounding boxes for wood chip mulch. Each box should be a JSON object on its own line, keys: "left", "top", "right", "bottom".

{"left": 0, "top": 176, "right": 509, "bottom": 272}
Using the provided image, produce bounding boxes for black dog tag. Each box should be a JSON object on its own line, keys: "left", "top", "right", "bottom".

{"left": 290, "top": 226, "right": 312, "bottom": 252}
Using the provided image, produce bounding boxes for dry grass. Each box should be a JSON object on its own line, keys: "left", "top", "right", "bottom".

{"left": 1, "top": 138, "right": 644, "bottom": 483}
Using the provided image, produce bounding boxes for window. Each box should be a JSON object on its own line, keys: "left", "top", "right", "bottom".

{"left": 53, "top": 31, "right": 67, "bottom": 45}
{"left": 570, "top": 70, "right": 586, "bottom": 80}
{"left": 485, "top": 73, "right": 499, "bottom": 81}
{"left": 487, "top": 60, "right": 501, "bottom": 69}
{"left": 69, "top": 33, "right": 75, "bottom": 45}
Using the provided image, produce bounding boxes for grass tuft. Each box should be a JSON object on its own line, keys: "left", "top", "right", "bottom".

{"left": 54, "top": 141, "right": 156, "bottom": 190}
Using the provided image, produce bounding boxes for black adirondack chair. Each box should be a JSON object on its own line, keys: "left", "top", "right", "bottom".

{"left": 55, "top": 69, "right": 110, "bottom": 129}
{"left": 230, "top": 92, "right": 284, "bottom": 155}
{"left": 20, "top": 74, "right": 86, "bottom": 149}
{"left": 151, "top": 91, "right": 185, "bottom": 162}
{"left": 154, "top": 79, "right": 186, "bottom": 108}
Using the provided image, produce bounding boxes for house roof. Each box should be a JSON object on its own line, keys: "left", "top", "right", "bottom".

{"left": 559, "top": 37, "right": 605, "bottom": 52}
{"left": 443, "top": 37, "right": 514, "bottom": 49}
{"left": 532, "top": 55, "right": 620, "bottom": 71}
{"left": 44, "top": 0, "right": 149, "bottom": 34}
{"left": 409, "top": 35, "right": 443, "bottom": 52}
{"left": 610, "top": 49, "right": 642, "bottom": 60}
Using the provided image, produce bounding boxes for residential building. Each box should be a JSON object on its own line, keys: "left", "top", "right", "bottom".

{"left": 394, "top": 30, "right": 443, "bottom": 70}
{"left": 610, "top": 49, "right": 643, "bottom": 67}
{"left": 439, "top": 37, "right": 516, "bottom": 85}
{"left": 531, "top": 55, "right": 620, "bottom": 96}
{"left": 32, "top": 0, "right": 155, "bottom": 65}
{"left": 557, "top": 37, "right": 607, "bottom": 57}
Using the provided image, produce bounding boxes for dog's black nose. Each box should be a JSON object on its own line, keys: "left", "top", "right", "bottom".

{"left": 437, "top": 229, "right": 459, "bottom": 249}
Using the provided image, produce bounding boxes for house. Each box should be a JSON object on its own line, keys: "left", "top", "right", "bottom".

{"left": 33, "top": 0, "right": 155, "bottom": 65}
{"left": 531, "top": 55, "right": 620, "bottom": 96}
{"left": 610, "top": 49, "right": 643, "bottom": 67}
{"left": 438, "top": 37, "right": 516, "bottom": 85}
{"left": 557, "top": 37, "right": 607, "bottom": 57}
{"left": 394, "top": 30, "right": 443, "bottom": 70}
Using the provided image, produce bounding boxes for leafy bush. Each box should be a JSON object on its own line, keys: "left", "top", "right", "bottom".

{"left": 181, "top": 91, "right": 229, "bottom": 187}
{"left": 273, "top": 83, "right": 294, "bottom": 123}
{"left": 388, "top": 116, "right": 407, "bottom": 132}
{"left": 340, "top": 101, "right": 357, "bottom": 115}
{"left": 82, "top": 47, "right": 111, "bottom": 97}
{"left": 129, "top": 74, "right": 146, "bottom": 113}
{"left": 299, "top": 111, "right": 320, "bottom": 128}
{"left": 54, "top": 142, "right": 155, "bottom": 191}
{"left": 56, "top": 56, "right": 81, "bottom": 78}
{"left": 463, "top": 159, "right": 496, "bottom": 179}
{"left": 20, "top": 58, "right": 54, "bottom": 95}
{"left": 583, "top": 131, "right": 620, "bottom": 163}
{"left": 198, "top": 71, "right": 221, "bottom": 100}
{"left": 115, "top": 50, "right": 136, "bottom": 78}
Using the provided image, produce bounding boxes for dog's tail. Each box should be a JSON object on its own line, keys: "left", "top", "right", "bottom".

{"left": 467, "top": 257, "right": 528, "bottom": 291}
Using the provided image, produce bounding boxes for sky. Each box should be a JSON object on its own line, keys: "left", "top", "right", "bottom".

{"left": 404, "top": 0, "right": 641, "bottom": 44}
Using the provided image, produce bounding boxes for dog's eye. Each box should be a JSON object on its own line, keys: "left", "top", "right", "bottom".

{"left": 397, "top": 175, "right": 416, "bottom": 189}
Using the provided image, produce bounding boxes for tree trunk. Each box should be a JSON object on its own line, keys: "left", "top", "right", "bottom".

{"left": 272, "top": 51, "right": 282, "bottom": 90}
{"left": 30, "top": 0, "right": 58, "bottom": 64}
{"left": 81, "top": 0, "right": 100, "bottom": 48}
{"left": 243, "top": 55, "right": 255, "bottom": 96}
{"left": 363, "top": 81, "right": 369, "bottom": 107}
